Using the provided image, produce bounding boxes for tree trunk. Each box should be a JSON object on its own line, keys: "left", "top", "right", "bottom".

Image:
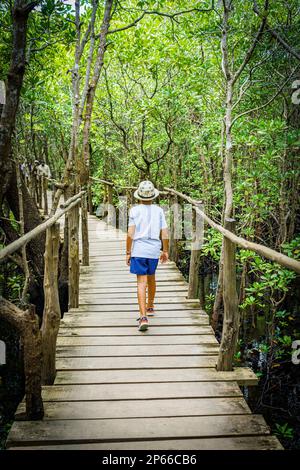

{"left": 41, "top": 223, "right": 61, "bottom": 385}
{"left": 81, "top": 0, "right": 114, "bottom": 185}
{"left": 217, "top": 219, "right": 239, "bottom": 371}
{"left": 23, "top": 304, "right": 44, "bottom": 419}
{"left": 0, "top": 0, "right": 37, "bottom": 204}
{"left": 0, "top": 297, "right": 44, "bottom": 419}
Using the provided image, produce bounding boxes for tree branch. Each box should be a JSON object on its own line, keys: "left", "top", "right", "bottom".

{"left": 231, "top": 65, "right": 300, "bottom": 129}
{"left": 232, "top": 0, "right": 269, "bottom": 86}
{"left": 253, "top": 0, "right": 300, "bottom": 62}
{"left": 107, "top": 2, "right": 215, "bottom": 35}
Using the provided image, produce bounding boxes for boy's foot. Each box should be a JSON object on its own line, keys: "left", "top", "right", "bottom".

{"left": 146, "top": 306, "right": 155, "bottom": 316}
{"left": 138, "top": 316, "right": 149, "bottom": 331}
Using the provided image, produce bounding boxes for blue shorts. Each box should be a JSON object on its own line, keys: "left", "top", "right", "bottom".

{"left": 130, "top": 257, "right": 159, "bottom": 275}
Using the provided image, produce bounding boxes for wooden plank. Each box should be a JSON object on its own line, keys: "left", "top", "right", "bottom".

{"left": 60, "top": 317, "right": 208, "bottom": 327}
{"left": 69, "top": 305, "right": 204, "bottom": 312}
{"left": 53, "top": 367, "right": 258, "bottom": 386}
{"left": 56, "top": 344, "right": 219, "bottom": 357}
{"left": 78, "top": 281, "right": 188, "bottom": 288}
{"left": 58, "top": 326, "right": 214, "bottom": 336}
{"left": 65, "top": 311, "right": 209, "bottom": 319}
{"left": 41, "top": 381, "right": 242, "bottom": 402}
{"left": 17, "top": 397, "right": 251, "bottom": 420}
{"left": 80, "top": 275, "right": 184, "bottom": 282}
{"left": 7, "top": 415, "right": 271, "bottom": 446}
{"left": 56, "top": 355, "right": 218, "bottom": 370}
{"left": 10, "top": 436, "right": 282, "bottom": 450}
{"left": 79, "top": 292, "right": 188, "bottom": 299}
{"left": 78, "top": 285, "right": 188, "bottom": 293}
{"left": 56, "top": 334, "right": 218, "bottom": 345}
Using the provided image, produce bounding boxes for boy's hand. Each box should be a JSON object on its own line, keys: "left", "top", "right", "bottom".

{"left": 126, "top": 254, "right": 131, "bottom": 266}
{"left": 160, "top": 251, "right": 169, "bottom": 263}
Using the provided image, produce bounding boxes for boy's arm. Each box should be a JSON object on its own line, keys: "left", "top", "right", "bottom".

{"left": 160, "top": 228, "right": 169, "bottom": 263}
{"left": 126, "top": 225, "right": 135, "bottom": 265}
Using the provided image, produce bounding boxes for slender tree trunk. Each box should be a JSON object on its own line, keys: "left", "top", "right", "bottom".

{"left": 81, "top": 0, "right": 114, "bottom": 185}
{"left": 0, "top": 298, "right": 44, "bottom": 419}
{"left": 212, "top": 1, "right": 234, "bottom": 328}
{"left": 0, "top": 0, "right": 38, "bottom": 204}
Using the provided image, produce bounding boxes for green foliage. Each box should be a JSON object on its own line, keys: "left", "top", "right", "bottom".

{"left": 274, "top": 423, "right": 294, "bottom": 439}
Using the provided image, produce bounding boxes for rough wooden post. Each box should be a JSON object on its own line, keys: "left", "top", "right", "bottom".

{"left": 23, "top": 304, "right": 44, "bottom": 419}
{"left": 107, "top": 184, "right": 114, "bottom": 226}
{"left": 169, "top": 194, "right": 178, "bottom": 263}
{"left": 188, "top": 204, "right": 202, "bottom": 299}
{"left": 81, "top": 192, "right": 89, "bottom": 266}
{"left": 42, "top": 176, "right": 48, "bottom": 216}
{"left": 217, "top": 218, "right": 240, "bottom": 371}
{"left": 41, "top": 223, "right": 61, "bottom": 385}
{"left": 68, "top": 202, "right": 80, "bottom": 308}
{"left": 87, "top": 182, "right": 93, "bottom": 214}
{"left": 127, "top": 189, "right": 133, "bottom": 209}
{"left": 37, "top": 175, "right": 42, "bottom": 208}
{"left": 0, "top": 298, "right": 44, "bottom": 420}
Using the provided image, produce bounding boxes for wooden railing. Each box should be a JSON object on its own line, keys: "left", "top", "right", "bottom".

{"left": 90, "top": 178, "right": 300, "bottom": 372}
{"left": 0, "top": 189, "right": 86, "bottom": 419}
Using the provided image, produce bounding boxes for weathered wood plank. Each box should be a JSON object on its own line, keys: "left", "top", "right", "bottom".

{"left": 9, "top": 436, "right": 282, "bottom": 450}
{"left": 56, "top": 355, "right": 218, "bottom": 370}
{"left": 68, "top": 305, "right": 205, "bottom": 312}
{"left": 65, "top": 311, "right": 209, "bottom": 319}
{"left": 80, "top": 274, "right": 184, "bottom": 282}
{"left": 17, "top": 397, "right": 251, "bottom": 420}
{"left": 41, "top": 381, "right": 242, "bottom": 402}
{"left": 56, "top": 334, "right": 218, "bottom": 345}
{"left": 64, "top": 308, "right": 205, "bottom": 317}
{"left": 56, "top": 344, "right": 219, "bottom": 357}
{"left": 58, "top": 326, "right": 214, "bottom": 336}
{"left": 60, "top": 317, "right": 209, "bottom": 327}
{"left": 79, "top": 292, "right": 188, "bottom": 299}
{"left": 7, "top": 415, "right": 271, "bottom": 446}
{"left": 53, "top": 367, "right": 258, "bottom": 386}
{"left": 78, "top": 285, "right": 188, "bottom": 293}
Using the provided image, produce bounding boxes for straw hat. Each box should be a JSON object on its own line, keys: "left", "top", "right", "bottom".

{"left": 133, "top": 180, "right": 159, "bottom": 201}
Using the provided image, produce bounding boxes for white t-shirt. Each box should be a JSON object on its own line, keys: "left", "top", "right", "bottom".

{"left": 128, "top": 204, "right": 168, "bottom": 259}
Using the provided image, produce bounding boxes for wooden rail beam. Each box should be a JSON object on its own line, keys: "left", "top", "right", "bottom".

{"left": 165, "top": 187, "right": 300, "bottom": 274}
{"left": 0, "top": 191, "right": 85, "bottom": 262}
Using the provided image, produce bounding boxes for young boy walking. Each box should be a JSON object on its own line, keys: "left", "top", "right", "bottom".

{"left": 126, "top": 181, "right": 169, "bottom": 331}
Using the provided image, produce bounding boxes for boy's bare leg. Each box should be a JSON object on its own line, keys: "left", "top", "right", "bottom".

{"left": 137, "top": 274, "right": 147, "bottom": 317}
{"left": 147, "top": 274, "right": 156, "bottom": 308}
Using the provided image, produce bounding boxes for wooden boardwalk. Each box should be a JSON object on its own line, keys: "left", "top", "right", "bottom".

{"left": 7, "top": 216, "right": 282, "bottom": 450}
